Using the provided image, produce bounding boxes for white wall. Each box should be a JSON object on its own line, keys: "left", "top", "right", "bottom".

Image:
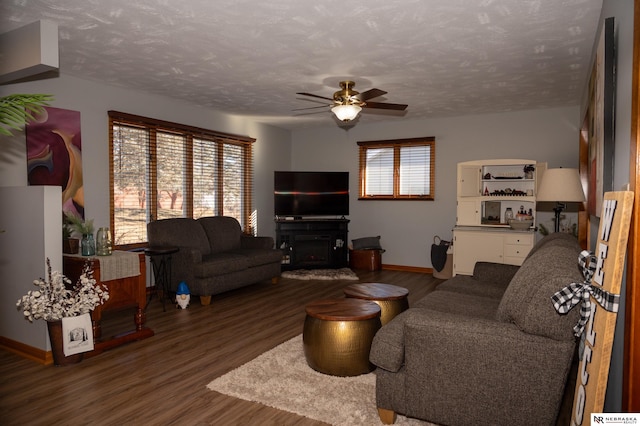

{"left": 0, "top": 74, "right": 292, "bottom": 240}
{"left": 291, "top": 106, "right": 580, "bottom": 268}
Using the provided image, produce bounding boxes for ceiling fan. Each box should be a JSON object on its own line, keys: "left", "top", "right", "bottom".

{"left": 296, "top": 80, "right": 408, "bottom": 122}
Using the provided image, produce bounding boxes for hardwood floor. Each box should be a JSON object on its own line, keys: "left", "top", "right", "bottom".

{"left": 0, "top": 269, "right": 442, "bottom": 426}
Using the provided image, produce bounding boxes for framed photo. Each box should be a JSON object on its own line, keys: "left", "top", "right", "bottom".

{"left": 62, "top": 313, "right": 94, "bottom": 356}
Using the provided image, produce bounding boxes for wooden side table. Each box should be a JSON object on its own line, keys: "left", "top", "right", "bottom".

{"left": 63, "top": 251, "right": 154, "bottom": 357}
{"left": 344, "top": 283, "right": 409, "bottom": 326}
{"left": 303, "top": 298, "right": 381, "bottom": 376}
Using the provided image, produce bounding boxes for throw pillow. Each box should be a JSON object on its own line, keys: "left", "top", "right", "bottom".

{"left": 352, "top": 235, "right": 382, "bottom": 250}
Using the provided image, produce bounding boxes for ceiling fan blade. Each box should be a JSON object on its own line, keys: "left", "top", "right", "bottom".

{"left": 292, "top": 105, "right": 330, "bottom": 111}
{"left": 293, "top": 109, "right": 329, "bottom": 116}
{"left": 354, "top": 88, "right": 387, "bottom": 101}
{"left": 296, "top": 92, "right": 334, "bottom": 101}
{"left": 363, "top": 101, "right": 408, "bottom": 111}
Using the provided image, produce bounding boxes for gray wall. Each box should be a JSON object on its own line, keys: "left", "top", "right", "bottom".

{"left": 0, "top": 74, "right": 292, "bottom": 240}
{"left": 291, "top": 107, "right": 580, "bottom": 268}
{"left": 0, "top": 186, "right": 61, "bottom": 351}
{"left": 593, "top": 0, "right": 634, "bottom": 412}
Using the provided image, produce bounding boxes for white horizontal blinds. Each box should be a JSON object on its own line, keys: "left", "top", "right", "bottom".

{"left": 357, "top": 137, "right": 435, "bottom": 200}
{"left": 156, "top": 131, "right": 187, "bottom": 220}
{"left": 192, "top": 137, "right": 218, "bottom": 219}
{"left": 111, "top": 123, "right": 150, "bottom": 245}
{"left": 399, "top": 144, "right": 431, "bottom": 196}
{"left": 222, "top": 142, "right": 243, "bottom": 222}
{"left": 365, "top": 147, "right": 394, "bottom": 196}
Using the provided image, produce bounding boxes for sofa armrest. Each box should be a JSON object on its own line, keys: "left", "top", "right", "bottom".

{"left": 370, "top": 310, "right": 414, "bottom": 372}
{"left": 241, "top": 235, "right": 274, "bottom": 249}
{"left": 400, "top": 309, "right": 575, "bottom": 425}
{"left": 472, "top": 261, "right": 520, "bottom": 285}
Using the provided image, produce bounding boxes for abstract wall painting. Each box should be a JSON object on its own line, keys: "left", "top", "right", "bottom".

{"left": 26, "top": 106, "right": 84, "bottom": 218}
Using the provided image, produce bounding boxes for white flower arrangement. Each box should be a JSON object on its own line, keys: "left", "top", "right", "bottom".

{"left": 16, "top": 258, "right": 109, "bottom": 322}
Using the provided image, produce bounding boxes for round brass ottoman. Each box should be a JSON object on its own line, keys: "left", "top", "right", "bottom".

{"left": 343, "top": 283, "right": 409, "bottom": 326}
{"left": 303, "top": 298, "right": 381, "bottom": 377}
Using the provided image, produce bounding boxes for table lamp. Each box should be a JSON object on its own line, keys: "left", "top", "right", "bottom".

{"left": 536, "top": 168, "right": 586, "bottom": 232}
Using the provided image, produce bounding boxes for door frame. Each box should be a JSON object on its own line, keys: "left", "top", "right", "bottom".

{"left": 623, "top": 0, "right": 640, "bottom": 411}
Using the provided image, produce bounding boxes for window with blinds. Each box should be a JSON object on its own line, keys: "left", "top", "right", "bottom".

{"left": 109, "top": 111, "right": 255, "bottom": 247}
{"left": 357, "top": 137, "right": 435, "bottom": 200}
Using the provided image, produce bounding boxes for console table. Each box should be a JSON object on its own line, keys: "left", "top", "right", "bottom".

{"left": 63, "top": 251, "right": 154, "bottom": 357}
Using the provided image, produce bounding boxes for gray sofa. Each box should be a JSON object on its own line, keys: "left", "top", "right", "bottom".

{"left": 370, "top": 233, "right": 583, "bottom": 426}
{"left": 147, "top": 216, "right": 282, "bottom": 305}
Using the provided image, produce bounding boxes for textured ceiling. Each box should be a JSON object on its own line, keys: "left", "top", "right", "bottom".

{"left": 0, "top": 0, "right": 603, "bottom": 130}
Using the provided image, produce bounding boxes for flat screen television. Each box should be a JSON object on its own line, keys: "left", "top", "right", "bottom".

{"left": 274, "top": 171, "right": 349, "bottom": 217}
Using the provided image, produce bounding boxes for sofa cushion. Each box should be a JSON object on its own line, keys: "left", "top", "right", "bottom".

{"left": 230, "top": 248, "right": 283, "bottom": 267}
{"left": 415, "top": 290, "right": 501, "bottom": 319}
{"left": 193, "top": 253, "right": 250, "bottom": 277}
{"left": 496, "top": 243, "right": 583, "bottom": 341}
{"left": 147, "top": 218, "right": 211, "bottom": 256}
{"left": 435, "top": 274, "right": 508, "bottom": 300}
{"left": 197, "top": 216, "right": 243, "bottom": 253}
{"left": 352, "top": 235, "right": 382, "bottom": 250}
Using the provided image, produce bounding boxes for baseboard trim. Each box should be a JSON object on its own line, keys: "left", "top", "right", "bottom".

{"left": 0, "top": 336, "right": 52, "bottom": 365}
{"left": 381, "top": 264, "right": 433, "bottom": 274}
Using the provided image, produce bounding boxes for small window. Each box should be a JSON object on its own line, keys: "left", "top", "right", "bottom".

{"left": 358, "top": 137, "right": 435, "bottom": 200}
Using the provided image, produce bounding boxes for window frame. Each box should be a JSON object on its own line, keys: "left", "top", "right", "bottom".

{"left": 357, "top": 136, "right": 435, "bottom": 200}
{"left": 108, "top": 111, "right": 255, "bottom": 249}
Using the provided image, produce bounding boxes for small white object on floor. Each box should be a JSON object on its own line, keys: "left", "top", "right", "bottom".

{"left": 175, "top": 281, "right": 191, "bottom": 309}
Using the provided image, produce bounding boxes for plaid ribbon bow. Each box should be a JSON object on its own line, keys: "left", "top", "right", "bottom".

{"left": 551, "top": 250, "right": 620, "bottom": 337}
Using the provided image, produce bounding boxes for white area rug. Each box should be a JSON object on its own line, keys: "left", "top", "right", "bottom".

{"left": 207, "top": 334, "right": 434, "bottom": 426}
{"left": 281, "top": 268, "right": 359, "bottom": 281}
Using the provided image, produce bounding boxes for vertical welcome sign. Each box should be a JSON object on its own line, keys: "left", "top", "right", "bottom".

{"left": 571, "top": 191, "right": 634, "bottom": 425}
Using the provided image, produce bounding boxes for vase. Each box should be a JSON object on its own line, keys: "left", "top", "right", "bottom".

{"left": 96, "top": 227, "right": 112, "bottom": 256}
{"left": 81, "top": 233, "right": 95, "bottom": 256}
{"left": 47, "top": 320, "right": 83, "bottom": 366}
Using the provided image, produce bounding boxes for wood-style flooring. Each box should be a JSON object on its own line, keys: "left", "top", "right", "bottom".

{"left": 0, "top": 269, "right": 442, "bottom": 426}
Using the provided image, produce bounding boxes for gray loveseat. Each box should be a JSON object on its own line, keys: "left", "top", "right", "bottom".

{"left": 370, "top": 233, "right": 583, "bottom": 426}
{"left": 147, "top": 216, "right": 282, "bottom": 305}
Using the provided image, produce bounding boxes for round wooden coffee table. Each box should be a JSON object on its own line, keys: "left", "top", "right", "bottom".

{"left": 343, "top": 283, "right": 409, "bottom": 325}
{"left": 303, "top": 298, "right": 381, "bottom": 376}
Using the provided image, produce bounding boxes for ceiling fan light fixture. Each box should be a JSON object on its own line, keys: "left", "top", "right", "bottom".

{"left": 331, "top": 104, "right": 362, "bottom": 121}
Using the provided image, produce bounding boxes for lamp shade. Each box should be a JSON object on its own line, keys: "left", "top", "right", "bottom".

{"left": 331, "top": 104, "right": 362, "bottom": 121}
{"left": 536, "top": 168, "right": 585, "bottom": 202}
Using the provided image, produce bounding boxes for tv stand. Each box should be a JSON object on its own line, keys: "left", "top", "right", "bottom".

{"left": 276, "top": 219, "right": 349, "bottom": 270}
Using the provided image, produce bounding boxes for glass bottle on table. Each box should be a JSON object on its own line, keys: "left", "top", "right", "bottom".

{"left": 504, "top": 208, "right": 514, "bottom": 223}
{"left": 81, "top": 233, "right": 96, "bottom": 256}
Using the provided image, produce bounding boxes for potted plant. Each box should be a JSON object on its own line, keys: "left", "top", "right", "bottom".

{"left": 64, "top": 212, "right": 95, "bottom": 256}
{"left": 16, "top": 258, "right": 109, "bottom": 365}
{"left": 62, "top": 215, "right": 80, "bottom": 254}
{"left": 0, "top": 94, "right": 53, "bottom": 136}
